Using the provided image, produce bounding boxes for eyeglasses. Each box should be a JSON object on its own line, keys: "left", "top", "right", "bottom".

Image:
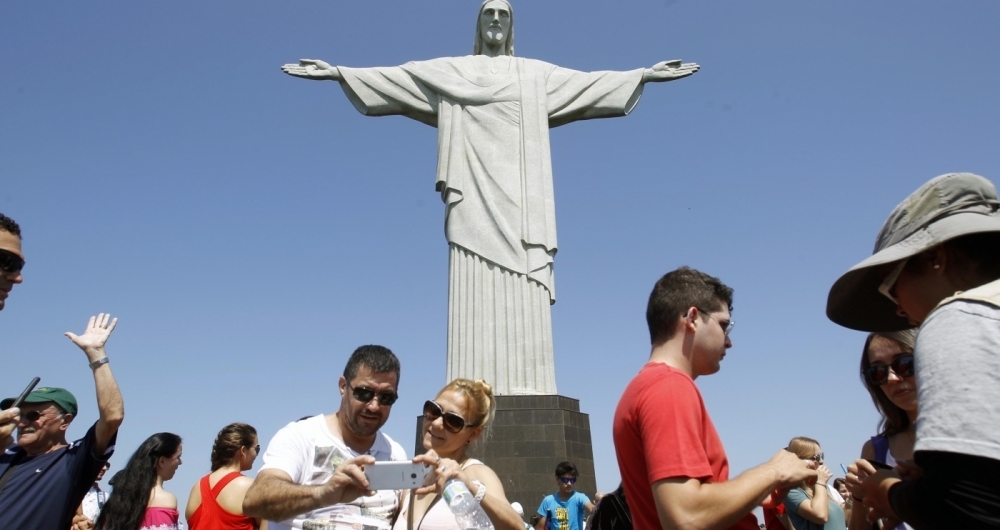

{"left": 423, "top": 400, "right": 474, "bottom": 434}
{"left": 559, "top": 477, "right": 577, "bottom": 484}
{"left": 878, "top": 259, "right": 909, "bottom": 304}
{"left": 253, "top": 445, "right": 261, "bottom": 453}
{"left": 696, "top": 308, "right": 734, "bottom": 335}
{"left": 347, "top": 383, "right": 398, "bottom": 406}
{"left": 808, "top": 453, "right": 825, "bottom": 463}
{"left": 22, "top": 410, "right": 63, "bottom": 423}
{"left": 0, "top": 249, "right": 25, "bottom": 274}
{"left": 865, "top": 354, "right": 915, "bottom": 386}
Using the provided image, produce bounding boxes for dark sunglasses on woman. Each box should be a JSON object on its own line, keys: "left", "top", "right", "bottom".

{"left": 0, "top": 249, "right": 25, "bottom": 274}
{"left": 423, "top": 400, "right": 473, "bottom": 434}
{"left": 865, "top": 354, "right": 915, "bottom": 386}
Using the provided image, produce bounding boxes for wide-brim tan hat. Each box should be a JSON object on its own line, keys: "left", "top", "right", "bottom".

{"left": 827, "top": 172, "right": 1000, "bottom": 331}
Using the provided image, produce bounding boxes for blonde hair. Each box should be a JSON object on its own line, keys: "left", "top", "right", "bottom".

{"left": 439, "top": 378, "right": 496, "bottom": 440}
{"left": 786, "top": 436, "right": 821, "bottom": 494}
{"left": 786, "top": 436, "right": 820, "bottom": 459}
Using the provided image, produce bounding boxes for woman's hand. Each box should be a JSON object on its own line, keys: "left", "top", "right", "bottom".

{"left": 816, "top": 465, "right": 832, "bottom": 486}
{"left": 845, "top": 459, "right": 874, "bottom": 501}
{"left": 413, "top": 451, "right": 471, "bottom": 496}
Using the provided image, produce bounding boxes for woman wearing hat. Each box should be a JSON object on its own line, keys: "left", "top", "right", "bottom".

{"left": 827, "top": 172, "right": 1000, "bottom": 529}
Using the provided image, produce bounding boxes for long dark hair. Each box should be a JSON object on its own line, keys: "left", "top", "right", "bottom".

{"left": 95, "top": 432, "right": 182, "bottom": 530}
{"left": 860, "top": 330, "right": 917, "bottom": 436}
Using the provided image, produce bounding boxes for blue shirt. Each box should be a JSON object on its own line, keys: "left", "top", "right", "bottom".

{"left": 0, "top": 422, "right": 116, "bottom": 530}
{"left": 782, "top": 487, "right": 846, "bottom": 530}
{"left": 538, "top": 491, "right": 591, "bottom": 530}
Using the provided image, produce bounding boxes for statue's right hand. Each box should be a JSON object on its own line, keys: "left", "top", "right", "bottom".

{"left": 280, "top": 59, "right": 340, "bottom": 81}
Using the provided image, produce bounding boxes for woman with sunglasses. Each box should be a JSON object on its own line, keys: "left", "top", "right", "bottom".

{"left": 186, "top": 423, "right": 264, "bottom": 530}
{"left": 397, "top": 378, "right": 523, "bottom": 530}
{"left": 780, "top": 437, "right": 845, "bottom": 530}
{"left": 849, "top": 330, "right": 917, "bottom": 530}
{"left": 95, "top": 432, "right": 183, "bottom": 530}
{"left": 828, "top": 173, "right": 1000, "bottom": 529}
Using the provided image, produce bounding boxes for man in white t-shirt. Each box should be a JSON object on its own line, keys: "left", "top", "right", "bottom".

{"left": 244, "top": 345, "right": 407, "bottom": 530}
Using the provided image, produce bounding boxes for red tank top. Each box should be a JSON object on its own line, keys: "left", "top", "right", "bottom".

{"left": 187, "top": 472, "right": 257, "bottom": 530}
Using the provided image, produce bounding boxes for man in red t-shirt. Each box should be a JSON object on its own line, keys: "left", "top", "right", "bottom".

{"left": 613, "top": 267, "right": 815, "bottom": 530}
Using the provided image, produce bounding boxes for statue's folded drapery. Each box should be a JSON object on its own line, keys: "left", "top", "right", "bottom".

{"left": 338, "top": 55, "right": 643, "bottom": 394}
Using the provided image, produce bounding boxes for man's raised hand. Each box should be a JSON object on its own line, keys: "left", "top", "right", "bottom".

{"left": 317, "top": 455, "right": 376, "bottom": 506}
{"left": 643, "top": 60, "right": 700, "bottom": 83}
{"left": 65, "top": 313, "right": 117, "bottom": 361}
{"left": 281, "top": 59, "right": 341, "bottom": 81}
{"left": 769, "top": 449, "right": 818, "bottom": 488}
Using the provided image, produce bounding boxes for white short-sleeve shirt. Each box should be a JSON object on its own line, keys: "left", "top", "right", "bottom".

{"left": 260, "top": 415, "right": 408, "bottom": 530}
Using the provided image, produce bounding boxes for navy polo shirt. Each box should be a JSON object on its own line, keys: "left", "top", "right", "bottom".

{"left": 0, "top": 422, "right": 116, "bottom": 529}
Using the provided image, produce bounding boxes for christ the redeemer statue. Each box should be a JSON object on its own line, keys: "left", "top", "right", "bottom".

{"left": 282, "top": 0, "right": 698, "bottom": 395}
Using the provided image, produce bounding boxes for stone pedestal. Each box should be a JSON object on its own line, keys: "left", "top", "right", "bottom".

{"left": 415, "top": 395, "right": 596, "bottom": 515}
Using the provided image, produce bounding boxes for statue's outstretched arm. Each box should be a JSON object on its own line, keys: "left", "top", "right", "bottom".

{"left": 642, "top": 60, "right": 699, "bottom": 83}
{"left": 281, "top": 59, "right": 342, "bottom": 81}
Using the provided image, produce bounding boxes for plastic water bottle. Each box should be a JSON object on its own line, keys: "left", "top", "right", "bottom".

{"left": 443, "top": 478, "right": 494, "bottom": 530}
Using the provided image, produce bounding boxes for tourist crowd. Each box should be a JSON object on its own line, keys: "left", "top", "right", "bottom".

{"left": 3, "top": 170, "right": 999, "bottom": 530}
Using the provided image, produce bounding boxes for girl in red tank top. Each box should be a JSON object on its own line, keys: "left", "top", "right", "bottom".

{"left": 185, "top": 423, "right": 262, "bottom": 530}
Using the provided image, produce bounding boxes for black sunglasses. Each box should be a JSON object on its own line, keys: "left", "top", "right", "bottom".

{"left": 22, "top": 410, "right": 61, "bottom": 423}
{"left": 559, "top": 476, "right": 577, "bottom": 484}
{"left": 348, "top": 383, "right": 398, "bottom": 406}
{"left": 865, "top": 354, "right": 915, "bottom": 386}
{"left": 0, "top": 249, "right": 25, "bottom": 274}
{"left": 423, "top": 400, "right": 473, "bottom": 434}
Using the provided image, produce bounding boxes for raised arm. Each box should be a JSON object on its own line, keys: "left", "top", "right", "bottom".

{"left": 65, "top": 313, "right": 123, "bottom": 456}
{"left": 281, "top": 59, "right": 342, "bottom": 81}
{"left": 642, "top": 60, "right": 700, "bottom": 83}
{"left": 790, "top": 466, "right": 832, "bottom": 525}
{"left": 242, "top": 455, "right": 375, "bottom": 522}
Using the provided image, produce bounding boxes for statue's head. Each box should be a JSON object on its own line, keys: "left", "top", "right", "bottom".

{"left": 473, "top": 0, "right": 514, "bottom": 56}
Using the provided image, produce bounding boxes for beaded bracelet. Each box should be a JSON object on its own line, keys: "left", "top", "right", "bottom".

{"left": 471, "top": 479, "right": 486, "bottom": 502}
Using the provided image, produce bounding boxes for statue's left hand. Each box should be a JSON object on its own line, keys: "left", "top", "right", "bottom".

{"left": 281, "top": 59, "right": 341, "bottom": 81}
{"left": 643, "top": 60, "right": 700, "bottom": 83}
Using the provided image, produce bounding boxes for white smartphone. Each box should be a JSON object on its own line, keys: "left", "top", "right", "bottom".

{"left": 363, "top": 461, "right": 429, "bottom": 490}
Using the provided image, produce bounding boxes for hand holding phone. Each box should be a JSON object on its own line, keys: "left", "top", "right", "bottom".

{"left": 363, "top": 461, "right": 429, "bottom": 490}
{"left": 865, "top": 459, "right": 893, "bottom": 471}
{"left": 10, "top": 377, "right": 41, "bottom": 410}
{"left": 1, "top": 377, "right": 36, "bottom": 449}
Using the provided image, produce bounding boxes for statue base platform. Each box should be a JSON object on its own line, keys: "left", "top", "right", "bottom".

{"left": 414, "top": 394, "right": 596, "bottom": 514}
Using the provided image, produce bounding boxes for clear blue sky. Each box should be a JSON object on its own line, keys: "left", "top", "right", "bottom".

{"left": 2, "top": 0, "right": 998, "bottom": 517}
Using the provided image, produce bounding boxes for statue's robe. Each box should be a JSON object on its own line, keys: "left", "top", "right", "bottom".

{"left": 339, "top": 55, "right": 643, "bottom": 394}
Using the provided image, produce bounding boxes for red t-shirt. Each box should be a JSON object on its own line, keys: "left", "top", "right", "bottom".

{"left": 613, "top": 362, "right": 757, "bottom": 530}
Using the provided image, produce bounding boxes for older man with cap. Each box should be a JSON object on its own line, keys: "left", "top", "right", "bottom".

{"left": 827, "top": 173, "right": 1000, "bottom": 530}
{"left": 0, "top": 313, "right": 125, "bottom": 530}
